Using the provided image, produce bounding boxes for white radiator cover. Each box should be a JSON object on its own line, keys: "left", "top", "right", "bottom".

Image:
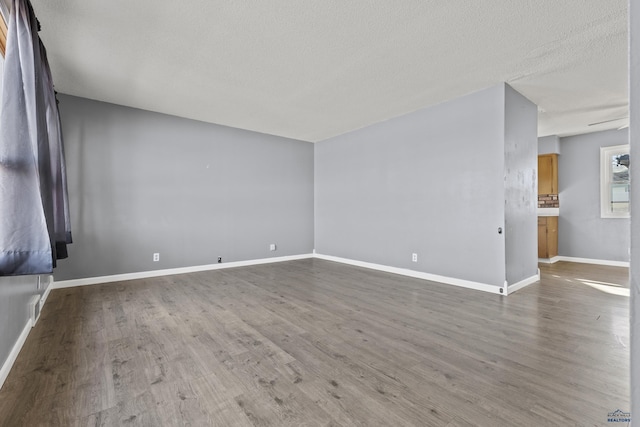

{"left": 29, "top": 295, "right": 41, "bottom": 327}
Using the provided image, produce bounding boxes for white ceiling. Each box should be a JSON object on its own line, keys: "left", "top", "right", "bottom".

{"left": 28, "top": 0, "right": 628, "bottom": 142}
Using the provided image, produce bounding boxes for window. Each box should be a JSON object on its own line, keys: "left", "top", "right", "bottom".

{"left": 600, "top": 144, "right": 630, "bottom": 218}
{"left": 0, "top": 8, "right": 6, "bottom": 56}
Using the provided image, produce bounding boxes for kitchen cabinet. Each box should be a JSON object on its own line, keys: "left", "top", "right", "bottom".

{"left": 538, "top": 154, "right": 558, "bottom": 195}
{"left": 538, "top": 216, "right": 558, "bottom": 259}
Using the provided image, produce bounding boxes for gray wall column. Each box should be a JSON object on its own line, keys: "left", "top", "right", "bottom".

{"left": 504, "top": 85, "right": 538, "bottom": 286}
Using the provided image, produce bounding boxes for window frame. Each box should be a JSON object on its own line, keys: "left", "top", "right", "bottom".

{"left": 0, "top": 8, "right": 6, "bottom": 57}
{"left": 600, "top": 144, "right": 630, "bottom": 219}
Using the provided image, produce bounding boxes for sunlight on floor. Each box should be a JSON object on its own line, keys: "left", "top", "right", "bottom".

{"left": 575, "top": 278, "right": 630, "bottom": 296}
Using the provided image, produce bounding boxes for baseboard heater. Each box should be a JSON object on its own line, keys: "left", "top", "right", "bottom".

{"left": 29, "top": 295, "right": 41, "bottom": 327}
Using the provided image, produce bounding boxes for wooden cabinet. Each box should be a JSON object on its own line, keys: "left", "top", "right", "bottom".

{"left": 538, "top": 154, "right": 558, "bottom": 195}
{"left": 538, "top": 216, "right": 558, "bottom": 259}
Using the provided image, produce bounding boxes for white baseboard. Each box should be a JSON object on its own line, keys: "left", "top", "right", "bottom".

{"left": 552, "top": 256, "right": 629, "bottom": 268}
{"left": 53, "top": 254, "right": 314, "bottom": 289}
{"left": 538, "top": 256, "right": 561, "bottom": 264}
{"left": 54, "top": 252, "right": 507, "bottom": 295}
{"left": 0, "top": 320, "right": 31, "bottom": 391}
{"left": 52, "top": 251, "right": 627, "bottom": 296}
{"left": 313, "top": 253, "right": 504, "bottom": 295}
{"left": 506, "top": 270, "right": 540, "bottom": 295}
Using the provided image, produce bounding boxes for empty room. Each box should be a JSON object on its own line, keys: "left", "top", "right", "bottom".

{"left": 0, "top": 0, "right": 638, "bottom": 426}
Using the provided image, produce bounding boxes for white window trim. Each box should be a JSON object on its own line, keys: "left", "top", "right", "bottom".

{"left": 600, "top": 144, "right": 630, "bottom": 219}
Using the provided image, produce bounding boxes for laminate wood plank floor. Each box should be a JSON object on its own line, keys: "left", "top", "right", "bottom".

{"left": 0, "top": 259, "right": 629, "bottom": 426}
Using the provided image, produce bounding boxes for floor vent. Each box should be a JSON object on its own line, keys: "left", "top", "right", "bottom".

{"left": 29, "top": 295, "right": 41, "bottom": 327}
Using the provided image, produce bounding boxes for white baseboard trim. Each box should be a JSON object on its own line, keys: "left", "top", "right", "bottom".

{"left": 538, "top": 256, "right": 561, "bottom": 264}
{"left": 52, "top": 251, "right": 626, "bottom": 295}
{"left": 53, "top": 254, "right": 314, "bottom": 289}
{"left": 553, "top": 256, "right": 629, "bottom": 268}
{"left": 313, "top": 253, "right": 504, "bottom": 295}
{"left": 506, "top": 270, "right": 540, "bottom": 295}
{"left": 0, "top": 320, "right": 31, "bottom": 391}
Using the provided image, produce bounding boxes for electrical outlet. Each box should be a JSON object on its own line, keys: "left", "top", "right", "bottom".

{"left": 412, "top": 253, "right": 418, "bottom": 262}
{"left": 218, "top": 257, "right": 222, "bottom": 263}
{"left": 153, "top": 253, "right": 160, "bottom": 262}
{"left": 269, "top": 243, "right": 276, "bottom": 251}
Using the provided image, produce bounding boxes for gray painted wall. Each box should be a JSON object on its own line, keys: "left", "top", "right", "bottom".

{"left": 630, "top": 0, "right": 638, "bottom": 417}
{"left": 538, "top": 135, "right": 561, "bottom": 155}
{"left": 55, "top": 95, "right": 314, "bottom": 281}
{"left": 315, "top": 84, "right": 536, "bottom": 288}
{"left": 558, "top": 129, "right": 630, "bottom": 262}
{"left": 0, "top": 275, "right": 40, "bottom": 381}
{"left": 504, "top": 85, "right": 538, "bottom": 285}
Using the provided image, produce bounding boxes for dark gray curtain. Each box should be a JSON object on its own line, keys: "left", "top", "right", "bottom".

{"left": 0, "top": 0, "right": 72, "bottom": 275}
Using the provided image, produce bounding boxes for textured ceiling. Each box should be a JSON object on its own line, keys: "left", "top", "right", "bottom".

{"left": 27, "top": 0, "right": 628, "bottom": 142}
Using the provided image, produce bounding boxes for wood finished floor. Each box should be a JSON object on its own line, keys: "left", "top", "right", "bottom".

{"left": 0, "top": 259, "right": 630, "bottom": 426}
